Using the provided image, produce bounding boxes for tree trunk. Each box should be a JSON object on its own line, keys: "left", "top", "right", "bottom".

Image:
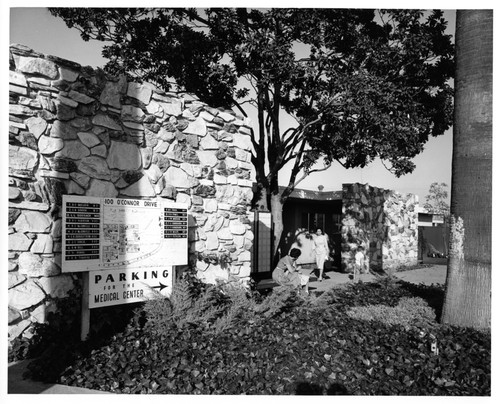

{"left": 441, "top": 10, "right": 492, "bottom": 329}
{"left": 270, "top": 192, "right": 284, "bottom": 265}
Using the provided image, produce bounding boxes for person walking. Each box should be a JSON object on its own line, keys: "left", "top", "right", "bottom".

{"left": 313, "top": 228, "right": 329, "bottom": 282}
{"left": 272, "top": 248, "right": 310, "bottom": 295}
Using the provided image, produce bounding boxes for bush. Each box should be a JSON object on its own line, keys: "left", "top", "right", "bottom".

{"left": 346, "top": 296, "right": 437, "bottom": 327}
{"left": 143, "top": 276, "right": 299, "bottom": 338}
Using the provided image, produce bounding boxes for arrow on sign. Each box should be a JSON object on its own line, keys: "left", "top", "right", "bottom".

{"left": 151, "top": 282, "right": 168, "bottom": 292}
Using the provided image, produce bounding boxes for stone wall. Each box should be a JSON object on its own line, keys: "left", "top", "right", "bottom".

{"left": 8, "top": 44, "right": 255, "bottom": 342}
{"left": 341, "top": 183, "right": 418, "bottom": 273}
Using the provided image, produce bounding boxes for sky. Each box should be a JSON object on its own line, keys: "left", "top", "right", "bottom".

{"left": 3, "top": 3, "right": 486, "bottom": 205}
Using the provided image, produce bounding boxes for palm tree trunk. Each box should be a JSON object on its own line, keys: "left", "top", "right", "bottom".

{"left": 441, "top": 10, "right": 492, "bottom": 329}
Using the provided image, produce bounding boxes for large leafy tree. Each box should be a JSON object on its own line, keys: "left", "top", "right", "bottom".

{"left": 50, "top": 8, "right": 454, "bottom": 260}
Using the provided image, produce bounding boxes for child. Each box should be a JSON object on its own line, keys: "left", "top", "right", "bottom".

{"left": 354, "top": 246, "right": 365, "bottom": 281}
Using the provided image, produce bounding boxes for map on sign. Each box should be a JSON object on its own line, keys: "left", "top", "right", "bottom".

{"left": 62, "top": 196, "right": 188, "bottom": 273}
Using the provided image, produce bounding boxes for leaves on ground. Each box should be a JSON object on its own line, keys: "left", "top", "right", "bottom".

{"left": 20, "top": 280, "right": 491, "bottom": 395}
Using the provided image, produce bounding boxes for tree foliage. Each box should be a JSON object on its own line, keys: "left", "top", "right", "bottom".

{"left": 50, "top": 8, "right": 455, "bottom": 252}
{"left": 424, "top": 182, "right": 450, "bottom": 215}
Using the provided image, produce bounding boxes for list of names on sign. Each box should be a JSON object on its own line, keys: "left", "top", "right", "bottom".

{"left": 65, "top": 202, "right": 101, "bottom": 260}
{"left": 163, "top": 207, "right": 188, "bottom": 238}
{"left": 62, "top": 196, "right": 188, "bottom": 273}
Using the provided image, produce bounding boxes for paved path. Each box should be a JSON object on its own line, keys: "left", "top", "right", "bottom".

{"left": 306, "top": 264, "right": 447, "bottom": 294}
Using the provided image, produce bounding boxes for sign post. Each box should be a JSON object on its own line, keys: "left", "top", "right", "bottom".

{"left": 81, "top": 272, "right": 90, "bottom": 341}
{"left": 61, "top": 196, "right": 188, "bottom": 340}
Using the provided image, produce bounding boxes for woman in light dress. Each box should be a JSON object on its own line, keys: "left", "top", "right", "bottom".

{"left": 313, "top": 228, "right": 329, "bottom": 282}
{"left": 272, "top": 248, "right": 309, "bottom": 295}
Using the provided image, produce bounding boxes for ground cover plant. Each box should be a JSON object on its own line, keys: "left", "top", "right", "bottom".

{"left": 14, "top": 274, "right": 490, "bottom": 395}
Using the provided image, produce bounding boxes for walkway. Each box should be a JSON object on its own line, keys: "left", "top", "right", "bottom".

{"left": 307, "top": 264, "right": 447, "bottom": 294}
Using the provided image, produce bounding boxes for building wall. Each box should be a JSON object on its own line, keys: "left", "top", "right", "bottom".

{"left": 8, "top": 44, "right": 255, "bottom": 342}
{"left": 341, "top": 183, "right": 419, "bottom": 273}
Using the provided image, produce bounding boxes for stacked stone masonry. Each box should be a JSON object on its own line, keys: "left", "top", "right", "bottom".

{"left": 8, "top": 44, "right": 256, "bottom": 342}
{"left": 341, "top": 183, "right": 419, "bottom": 274}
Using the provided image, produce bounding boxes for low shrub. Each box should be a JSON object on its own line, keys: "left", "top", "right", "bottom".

{"left": 143, "top": 276, "right": 300, "bottom": 338}
{"left": 346, "top": 296, "right": 437, "bottom": 327}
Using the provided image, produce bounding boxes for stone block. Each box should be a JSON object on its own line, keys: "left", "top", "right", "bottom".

{"left": 196, "top": 259, "right": 209, "bottom": 272}
{"left": 164, "top": 166, "right": 198, "bottom": 189}
{"left": 55, "top": 100, "right": 76, "bottom": 121}
{"left": 9, "top": 145, "right": 38, "bottom": 178}
{"left": 92, "top": 114, "right": 122, "bottom": 131}
{"left": 8, "top": 278, "right": 46, "bottom": 310}
{"left": 205, "top": 232, "right": 219, "bottom": 250}
{"left": 9, "top": 70, "right": 27, "bottom": 87}
{"left": 100, "top": 76, "right": 127, "bottom": 109}
{"left": 122, "top": 104, "right": 145, "bottom": 122}
{"left": 229, "top": 220, "right": 247, "bottom": 235}
{"left": 68, "top": 90, "right": 95, "bottom": 104}
{"left": 30, "top": 234, "right": 54, "bottom": 254}
{"left": 87, "top": 179, "right": 118, "bottom": 198}
{"left": 160, "top": 98, "right": 183, "bottom": 116}
{"left": 15, "top": 211, "right": 51, "bottom": 233}
{"left": 9, "top": 187, "right": 22, "bottom": 201}
{"left": 9, "top": 84, "right": 28, "bottom": 96}
{"left": 9, "top": 232, "right": 34, "bottom": 252}
{"left": 195, "top": 151, "right": 217, "bottom": 168}
{"left": 238, "top": 263, "right": 252, "bottom": 278}
{"left": 18, "top": 252, "right": 61, "bottom": 278}
{"left": 107, "top": 141, "right": 142, "bottom": 171}
{"left": 38, "top": 135, "right": 65, "bottom": 155}
{"left": 70, "top": 172, "right": 91, "bottom": 189}
{"left": 121, "top": 175, "right": 156, "bottom": 198}
{"left": 77, "top": 131, "right": 101, "bottom": 148}
{"left": 183, "top": 116, "right": 207, "bottom": 137}
{"left": 204, "top": 199, "right": 218, "bottom": 213}
{"left": 216, "top": 227, "right": 232, "bottom": 240}
{"left": 36, "top": 275, "right": 75, "bottom": 299}
{"left": 18, "top": 56, "right": 58, "bottom": 78}
{"left": 197, "top": 264, "right": 229, "bottom": 284}
{"left": 59, "top": 67, "right": 79, "bottom": 82}
{"left": 200, "top": 134, "right": 219, "bottom": 150}
{"left": 8, "top": 319, "right": 31, "bottom": 341}
{"left": 50, "top": 120, "right": 78, "bottom": 140}
{"left": 8, "top": 306, "right": 21, "bottom": 324}
{"left": 127, "top": 82, "right": 152, "bottom": 104}
{"left": 25, "top": 116, "right": 47, "bottom": 139}
{"left": 175, "top": 192, "right": 191, "bottom": 207}
{"left": 91, "top": 144, "right": 107, "bottom": 157}
{"left": 146, "top": 100, "right": 164, "bottom": 118}
{"left": 78, "top": 155, "right": 111, "bottom": 180}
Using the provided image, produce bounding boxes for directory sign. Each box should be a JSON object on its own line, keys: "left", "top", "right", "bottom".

{"left": 62, "top": 195, "right": 188, "bottom": 273}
